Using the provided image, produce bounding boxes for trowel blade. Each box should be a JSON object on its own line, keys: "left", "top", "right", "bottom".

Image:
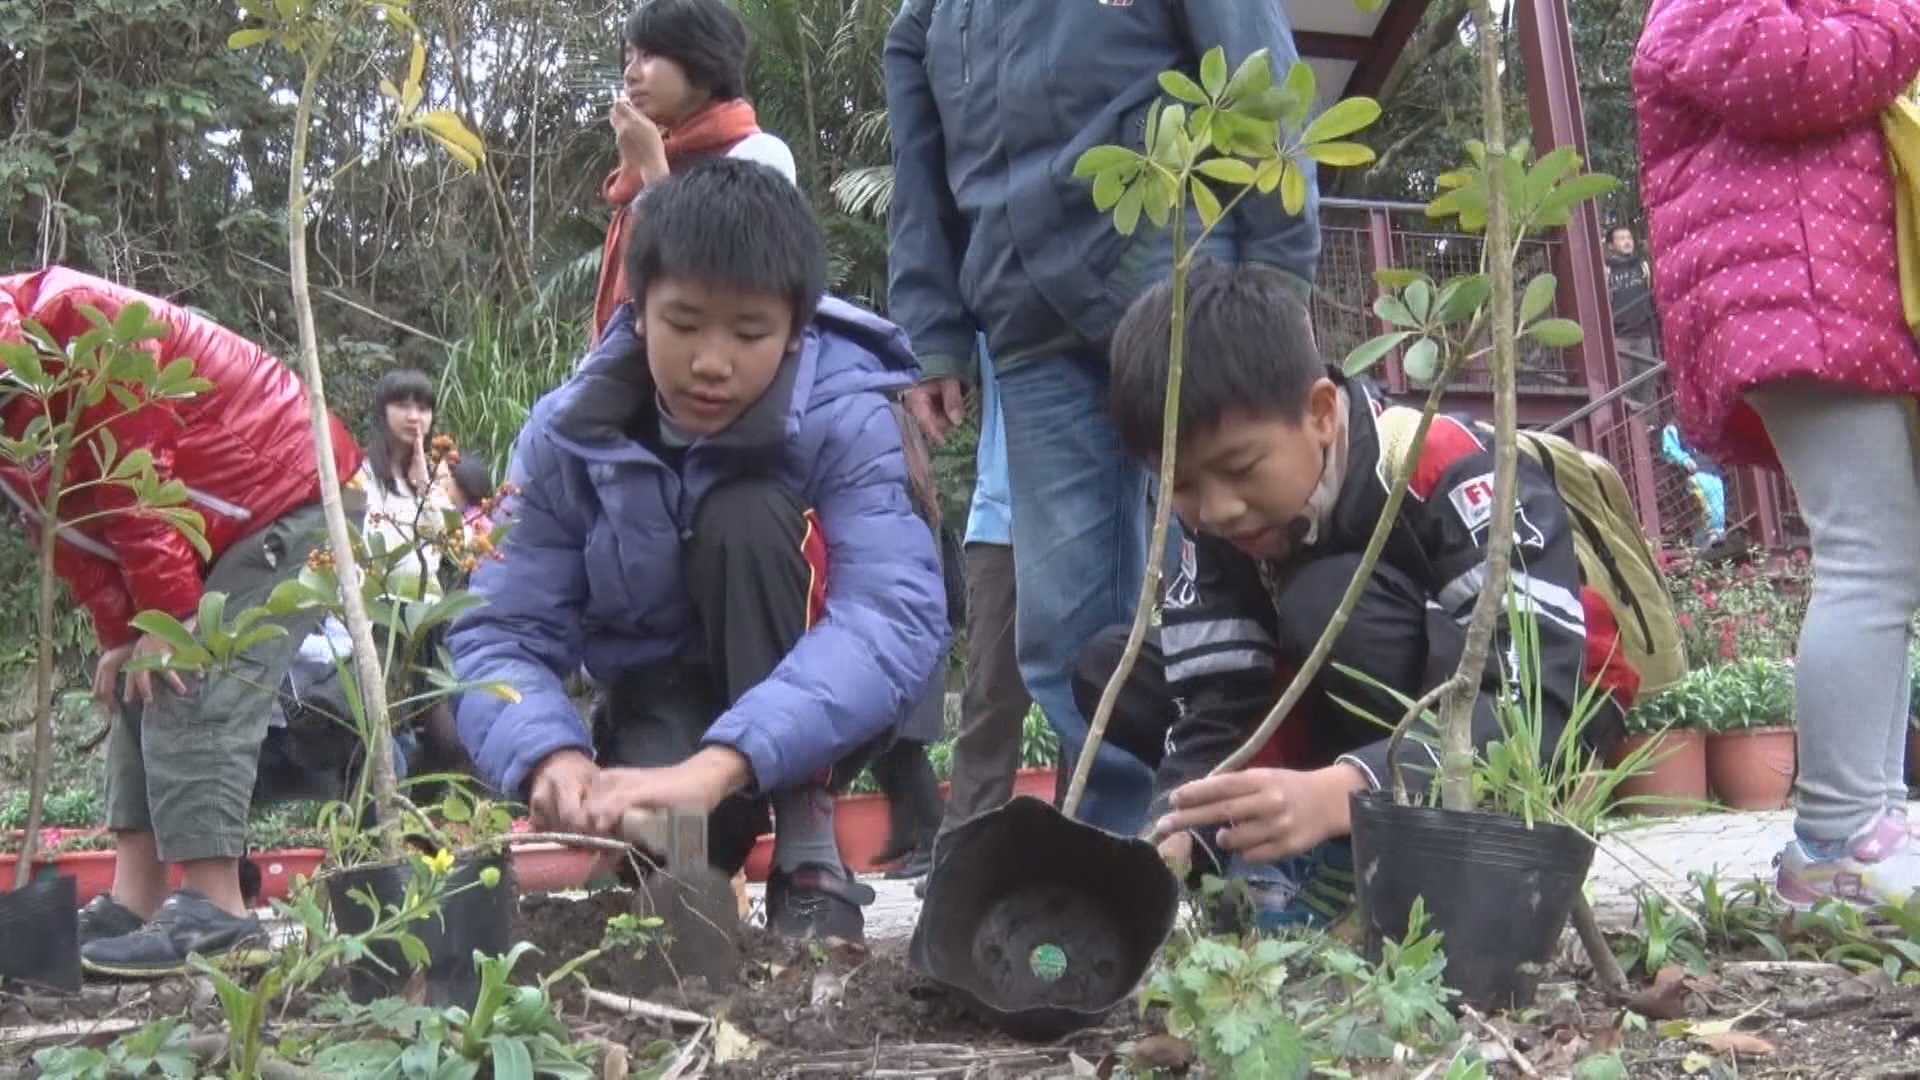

{"left": 635, "top": 862, "right": 741, "bottom": 992}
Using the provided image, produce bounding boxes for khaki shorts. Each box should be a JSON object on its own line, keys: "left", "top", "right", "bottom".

{"left": 104, "top": 502, "right": 331, "bottom": 862}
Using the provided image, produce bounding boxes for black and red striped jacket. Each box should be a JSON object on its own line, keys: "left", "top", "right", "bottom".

{"left": 1151, "top": 377, "right": 1638, "bottom": 813}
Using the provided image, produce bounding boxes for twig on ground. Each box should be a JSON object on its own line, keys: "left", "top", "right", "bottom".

{"left": 582, "top": 988, "right": 708, "bottom": 1027}
{"left": 0, "top": 1018, "right": 142, "bottom": 1047}
{"left": 1462, "top": 1005, "right": 1538, "bottom": 1078}
{"left": 1723, "top": 960, "right": 1851, "bottom": 979}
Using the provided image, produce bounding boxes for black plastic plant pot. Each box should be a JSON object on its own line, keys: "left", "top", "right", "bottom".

{"left": 327, "top": 849, "right": 516, "bottom": 1012}
{"left": 909, "top": 796, "right": 1179, "bottom": 1042}
{"left": 0, "top": 873, "right": 81, "bottom": 992}
{"left": 1349, "top": 792, "right": 1594, "bottom": 1011}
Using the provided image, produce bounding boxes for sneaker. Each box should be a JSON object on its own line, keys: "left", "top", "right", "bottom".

{"left": 883, "top": 846, "right": 934, "bottom": 881}
{"left": 766, "top": 864, "right": 874, "bottom": 943}
{"left": 1776, "top": 813, "right": 1920, "bottom": 910}
{"left": 76, "top": 894, "right": 145, "bottom": 945}
{"left": 81, "top": 890, "right": 270, "bottom": 979}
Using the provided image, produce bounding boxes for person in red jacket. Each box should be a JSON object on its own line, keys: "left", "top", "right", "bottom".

{"left": 1635, "top": 0, "right": 1920, "bottom": 908}
{"left": 0, "top": 268, "right": 361, "bottom": 976}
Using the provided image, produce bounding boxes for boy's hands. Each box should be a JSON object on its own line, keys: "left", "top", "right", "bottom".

{"left": 1155, "top": 764, "right": 1370, "bottom": 864}
{"left": 1156, "top": 830, "right": 1194, "bottom": 874}
{"left": 529, "top": 749, "right": 600, "bottom": 832}
{"left": 581, "top": 747, "right": 753, "bottom": 835}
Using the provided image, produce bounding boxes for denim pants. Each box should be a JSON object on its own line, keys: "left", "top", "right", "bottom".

{"left": 997, "top": 348, "right": 1155, "bottom": 834}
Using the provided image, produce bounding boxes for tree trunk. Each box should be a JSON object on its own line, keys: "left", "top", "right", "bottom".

{"left": 288, "top": 55, "right": 403, "bottom": 860}
{"left": 1438, "top": 0, "right": 1521, "bottom": 813}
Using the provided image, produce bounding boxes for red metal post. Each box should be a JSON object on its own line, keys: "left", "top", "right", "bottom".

{"left": 1516, "top": 0, "right": 1663, "bottom": 539}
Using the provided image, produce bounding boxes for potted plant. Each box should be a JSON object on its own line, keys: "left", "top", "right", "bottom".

{"left": 1045, "top": 0, "right": 1658, "bottom": 1016}
{"left": 1702, "top": 658, "right": 1796, "bottom": 810}
{"left": 196, "top": 0, "right": 543, "bottom": 1012}
{"left": 0, "top": 305, "right": 212, "bottom": 993}
{"left": 1612, "top": 673, "right": 1711, "bottom": 815}
{"left": 918, "top": 41, "right": 1389, "bottom": 1038}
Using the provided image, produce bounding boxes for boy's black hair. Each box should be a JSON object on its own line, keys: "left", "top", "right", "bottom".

{"left": 624, "top": 0, "right": 750, "bottom": 101}
{"left": 1108, "top": 258, "right": 1322, "bottom": 460}
{"left": 366, "top": 368, "right": 436, "bottom": 496}
{"left": 1607, "top": 224, "right": 1635, "bottom": 243}
{"left": 450, "top": 455, "right": 493, "bottom": 507}
{"left": 623, "top": 157, "right": 825, "bottom": 331}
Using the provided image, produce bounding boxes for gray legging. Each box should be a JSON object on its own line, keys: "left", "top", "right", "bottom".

{"left": 1748, "top": 385, "right": 1918, "bottom": 841}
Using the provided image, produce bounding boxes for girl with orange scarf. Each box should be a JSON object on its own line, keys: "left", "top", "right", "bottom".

{"left": 592, "top": 0, "right": 797, "bottom": 340}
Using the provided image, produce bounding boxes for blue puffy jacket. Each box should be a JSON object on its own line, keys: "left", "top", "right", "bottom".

{"left": 884, "top": 0, "right": 1320, "bottom": 381}
{"left": 449, "top": 297, "right": 950, "bottom": 799}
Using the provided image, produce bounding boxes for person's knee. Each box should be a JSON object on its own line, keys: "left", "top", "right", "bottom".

{"left": 1269, "top": 555, "right": 1424, "bottom": 655}
{"left": 692, "top": 477, "right": 806, "bottom": 548}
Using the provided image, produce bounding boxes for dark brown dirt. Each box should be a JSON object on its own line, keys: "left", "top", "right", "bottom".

{"left": 514, "top": 889, "right": 1143, "bottom": 1077}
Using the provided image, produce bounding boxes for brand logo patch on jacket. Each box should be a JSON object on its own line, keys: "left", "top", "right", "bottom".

{"left": 1448, "top": 473, "right": 1495, "bottom": 531}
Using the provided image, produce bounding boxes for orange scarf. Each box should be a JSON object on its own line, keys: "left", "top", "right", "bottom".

{"left": 591, "top": 99, "right": 764, "bottom": 339}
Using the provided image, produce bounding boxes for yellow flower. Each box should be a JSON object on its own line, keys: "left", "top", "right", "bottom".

{"left": 424, "top": 849, "right": 456, "bottom": 876}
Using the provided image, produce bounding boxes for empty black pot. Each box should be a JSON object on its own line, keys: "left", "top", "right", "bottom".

{"left": 1349, "top": 792, "right": 1594, "bottom": 1010}
{"left": 0, "top": 872, "right": 81, "bottom": 992}
{"left": 327, "top": 849, "right": 516, "bottom": 1011}
{"left": 910, "top": 796, "right": 1179, "bottom": 1042}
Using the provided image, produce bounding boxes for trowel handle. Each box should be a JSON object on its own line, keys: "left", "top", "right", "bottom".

{"left": 616, "top": 806, "right": 708, "bottom": 865}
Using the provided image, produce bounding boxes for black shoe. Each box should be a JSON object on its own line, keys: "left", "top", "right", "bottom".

{"left": 767, "top": 864, "right": 874, "bottom": 943}
{"left": 884, "top": 846, "right": 934, "bottom": 881}
{"left": 77, "top": 894, "right": 145, "bottom": 945}
{"left": 81, "top": 890, "right": 270, "bottom": 979}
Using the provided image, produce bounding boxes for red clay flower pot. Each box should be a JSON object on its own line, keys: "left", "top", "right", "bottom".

{"left": 1706, "top": 727, "right": 1796, "bottom": 810}
{"left": 1610, "top": 730, "right": 1709, "bottom": 815}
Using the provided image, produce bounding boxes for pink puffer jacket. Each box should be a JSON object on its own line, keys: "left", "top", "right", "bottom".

{"left": 1633, "top": 0, "right": 1920, "bottom": 468}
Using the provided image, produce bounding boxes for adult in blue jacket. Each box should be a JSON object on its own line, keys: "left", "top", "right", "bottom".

{"left": 883, "top": 0, "right": 1321, "bottom": 835}
{"left": 450, "top": 160, "right": 947, "bottom": 942}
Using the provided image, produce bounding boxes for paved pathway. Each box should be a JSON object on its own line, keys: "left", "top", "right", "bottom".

{"left": 745, "top": 802, "right": 1917, "bottom": 943}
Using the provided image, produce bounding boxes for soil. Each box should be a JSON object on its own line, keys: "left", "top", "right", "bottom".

{"left": 514, "top": 889, "right": 1147, "bottom": 1077}
{"left": 5, "top": 893, "right": 1919, "bottom": 1078}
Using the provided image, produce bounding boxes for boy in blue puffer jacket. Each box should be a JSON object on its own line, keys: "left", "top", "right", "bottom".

{"left": 449, "top": 159, "right": 948, "bottom": 941}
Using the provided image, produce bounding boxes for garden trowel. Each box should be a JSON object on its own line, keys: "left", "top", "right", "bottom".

{"left": 617, "top": 807, "right": 741, "bottom": 991}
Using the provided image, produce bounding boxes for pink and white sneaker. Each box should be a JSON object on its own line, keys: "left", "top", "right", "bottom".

{"left": 1775, "top": 813, "right": 1920, "bottom": 910}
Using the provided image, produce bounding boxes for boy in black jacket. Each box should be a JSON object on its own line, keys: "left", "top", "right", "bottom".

{"left": 1074, "top": 260, "right": 1638, "bottom": 927}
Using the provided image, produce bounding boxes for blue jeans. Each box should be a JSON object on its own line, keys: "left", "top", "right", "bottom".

{"left": 997, "top": 349, "right": 1155, "bottom": 834}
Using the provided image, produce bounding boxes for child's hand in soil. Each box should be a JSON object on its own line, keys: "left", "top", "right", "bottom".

{"left": 1155, "top": 764, "right": 1368, "bottom": 863}
{"left": 582, "top": 746, "right": 753, "bottom": 835}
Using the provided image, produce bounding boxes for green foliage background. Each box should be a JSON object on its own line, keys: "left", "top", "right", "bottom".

{"left": 0, "top": 0, "right": 1648, "bottom": 720}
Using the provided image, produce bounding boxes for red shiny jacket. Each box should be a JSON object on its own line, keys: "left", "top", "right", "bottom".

{"left": 0, "top": 268, "right": 361, "bottom": 647}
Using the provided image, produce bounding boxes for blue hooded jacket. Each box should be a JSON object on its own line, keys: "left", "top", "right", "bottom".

{"left": 884, "top": 0, "right": 1321, "bottom": 382}
{"left": 449, "top": 297, "right": 950, "bottom": 799}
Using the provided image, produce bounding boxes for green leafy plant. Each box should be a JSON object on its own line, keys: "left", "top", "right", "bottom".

{"left": 1664, "top": 551, "right": 1809, "bottom": 666}
{"left": 1607, "top": 872, "right": 1919, "bottom": 983}
{"left": 305, "top": 943, "right": 600, "bottom": 1079}
{"left": 0, "top": 303, "right": 211, "bottom": 886}
{"left": 1698, "top": 659, "right": 1795, "bottom": 734}
{"left": 1139, "top": 896, "right": 1456, "bottom": 1077}
{"left": 1063, "top": 43, "right": 1384, "bottom": 813}
{"left": 223, "top": 0, "right": 486, "bottom": 860}
{"left": 1339, "top": 601, "right": 1667, "bottom": 832}
{"left": 33, "top": 1017, "right": 198, "bottom": 1080}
